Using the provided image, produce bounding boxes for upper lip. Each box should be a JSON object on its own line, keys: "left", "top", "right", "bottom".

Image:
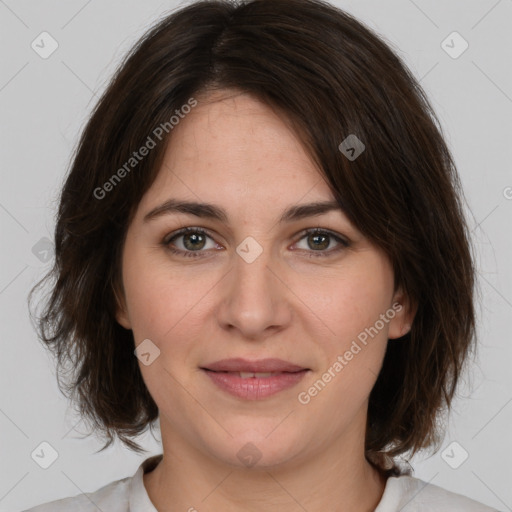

{"left": 201, "top": 358, "right": 308, "bottom": 373}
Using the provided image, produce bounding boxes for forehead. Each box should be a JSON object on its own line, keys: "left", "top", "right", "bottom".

{"left": 136, "top": 91, "right": 337, "bottom": 219}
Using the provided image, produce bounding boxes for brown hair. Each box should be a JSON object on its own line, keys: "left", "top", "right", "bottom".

{"left": 29, "top": 0, "right": 476, "bottom": 475}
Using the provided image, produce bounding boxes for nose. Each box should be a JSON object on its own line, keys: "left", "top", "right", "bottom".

{"left": 216, "top": 239, "right": 292, "bottom": 340}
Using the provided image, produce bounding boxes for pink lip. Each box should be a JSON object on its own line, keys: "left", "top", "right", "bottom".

{"left": 202, "top": 358, "right": 307, "bottom": 373}
{"left": 200, "top": 358, "right": 310, "bottom": 400}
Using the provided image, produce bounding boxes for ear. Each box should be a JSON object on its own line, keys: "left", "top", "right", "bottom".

{"left": 387, "top": 286, "right": 417, "bottom": 340}
{"left": 113, "top": 282, "right": 132, "bottom": 330}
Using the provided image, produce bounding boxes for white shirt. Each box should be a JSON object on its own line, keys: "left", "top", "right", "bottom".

{"left": 23, "top": 454, "right": 499, "bottom": 511}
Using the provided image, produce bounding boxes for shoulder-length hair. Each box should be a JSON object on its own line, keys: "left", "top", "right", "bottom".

{"left": 29, "top": 0, "right": 476, "bottom": 474}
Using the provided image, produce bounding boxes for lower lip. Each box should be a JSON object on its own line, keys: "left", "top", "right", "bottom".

{"left": 202, "top": 369, "right": 309, "bottom": 400}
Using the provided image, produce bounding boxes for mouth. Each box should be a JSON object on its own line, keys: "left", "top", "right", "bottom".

{"left": 204, "top": 370, "right": 302, "bottom": 378}
{"left": 200, "top": 358, "right": 310, "bottom": 400}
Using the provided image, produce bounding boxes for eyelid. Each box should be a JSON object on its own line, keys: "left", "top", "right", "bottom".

{"left": 163, "top": 226, "right": 212, "bottom": 244}
{"left": 163, "top": 226, "right": 220, "bottom": 250}
{"left": 294, "top": 227, "right": 349, "bottom": 246}
{"left": 291, "top": 227, "right": 350, "bottom": 258}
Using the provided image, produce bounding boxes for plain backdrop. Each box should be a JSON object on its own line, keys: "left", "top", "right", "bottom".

{"left": 1, "top": 0, "right": 511, "bottom": 510}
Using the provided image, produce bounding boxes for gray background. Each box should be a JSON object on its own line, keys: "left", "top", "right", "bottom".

{"left": 1, "top": 0, "right": 511, "bottom": 510}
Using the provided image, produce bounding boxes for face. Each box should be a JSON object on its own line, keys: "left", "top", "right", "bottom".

{"left": 116, "top": 90, "right": 413, "bottom": 469}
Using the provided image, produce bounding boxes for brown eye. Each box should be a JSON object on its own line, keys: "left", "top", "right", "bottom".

{"left": 181, "top": 231, "right": 207, "bottom": 251}
{"left": 163, "top": 227, "right": 220, "bottom": 258}
{"left": 293, "top": 228, "right": 349, "bottom": 258}
{"left": 307, "top": 232, "right": 330, "bottom": 250}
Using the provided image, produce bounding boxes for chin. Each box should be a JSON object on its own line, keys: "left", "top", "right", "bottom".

{"left": 204, "top": 426, "right": 305, "bottom": 470}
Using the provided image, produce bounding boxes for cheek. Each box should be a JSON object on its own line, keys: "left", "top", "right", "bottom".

{"left": 295, "top": 272, "right": 391, "bottom": 414}
{"left": 295, "top": 258, "right": 393, "bottom": 350}
{"left": 122, "top": 248, "right": 218, "bottom": 344}
{"left": 292, "top": 257, "right": 394, "bottom": 411}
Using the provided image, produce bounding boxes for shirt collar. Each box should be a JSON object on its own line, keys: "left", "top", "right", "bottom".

{"left": 128, "top": 453, "right": 163, "bottom": 511}
{"left": 128, "top": 454, "right": 412, "bottom": 511}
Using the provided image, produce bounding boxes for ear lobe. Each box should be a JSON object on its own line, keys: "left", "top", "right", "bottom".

{"left": 116, "top": 309, "right": 132, "bottom": 330}
{"left": 113, "top": 283, "right": 132, "bottom": 330}
{"left": 388, "top": 287, "right": 417, "bottom": 340}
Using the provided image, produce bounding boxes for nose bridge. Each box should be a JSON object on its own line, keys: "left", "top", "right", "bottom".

{"left": 232, "top": 235, "right": 275, "bottom": 305}
{"left": 234, "top": 237, "right": 271, "bottom": 289}
{"left": 218, "top": 235, "right": 289, "bottom": 337}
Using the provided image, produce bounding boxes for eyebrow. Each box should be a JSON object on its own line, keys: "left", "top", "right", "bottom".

{"left": 143, "top": 199, "right": 343, "bottom": 224}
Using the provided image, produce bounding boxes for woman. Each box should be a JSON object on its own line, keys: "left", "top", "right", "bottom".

{"left": 26, "top": 0, "right": 498, "bottom": 510}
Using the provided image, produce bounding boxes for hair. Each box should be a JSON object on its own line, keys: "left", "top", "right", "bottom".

{"left": 29, "top": 0, "right": 476, "bottom": 476}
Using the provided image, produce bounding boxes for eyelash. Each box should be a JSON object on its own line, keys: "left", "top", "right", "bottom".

{"left": 162, "top": 227, "right": 350, "bottom": 259}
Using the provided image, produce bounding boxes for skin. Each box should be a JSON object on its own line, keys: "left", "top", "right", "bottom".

{"left": 116, "top": 89, "right": 415, "bottom": 512}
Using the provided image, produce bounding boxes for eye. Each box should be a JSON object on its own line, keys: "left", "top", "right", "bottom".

{"left": 293, "top": 228, "right": 350, "bottom": 257}
{"left": 163, "top": 227, "right": 221, "bottom": 258}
